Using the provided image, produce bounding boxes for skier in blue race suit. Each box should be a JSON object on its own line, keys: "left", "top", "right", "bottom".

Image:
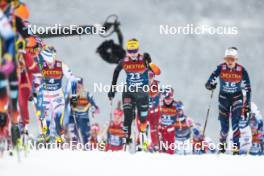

{"left": 205, "top": 47, "right": 251, "bottom": 155}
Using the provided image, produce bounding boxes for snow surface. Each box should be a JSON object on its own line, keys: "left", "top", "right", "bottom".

{"left": 1, "top": 150, "right": 263, "bottom": 176}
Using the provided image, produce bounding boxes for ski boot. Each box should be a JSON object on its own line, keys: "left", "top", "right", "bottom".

{"left": 10, "top": 124, "right": 22, "bottom": 157}
{"left": 138, "top": 122, "right": 150, "bottom": 152}
{"left": 19, "top": 123, "right": 31, "bottom": 154}
{"left": 218, "top": 142, "right": 227, "bottom": 154}
{"left": 55, "top": 135, "right": 65, "bottom": 149}
{"left": 249, "top": 143, "right": 262, "bottom": 155}
{"left": 232, "top": 143, "right": 240, "bottom": 155}
{"left": 11, "top": 124, "right": 22, "bottom": 148}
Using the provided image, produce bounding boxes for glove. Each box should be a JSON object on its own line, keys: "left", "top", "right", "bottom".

{"left": 143, "top": 52, "right": 152, "bottom": 63}
{"left": 91, "top": 107, "right": 100, "bottom": 117}
{"left": 244, "top": 105, "right": 251, "bottom": 114}
{"left": 29, "top": 92, "right": 38, "bottom": 101}
{"left": 205, "top": 82, "right": 217, "bottom": 90}
{"left": 108, "top": 91, "right": 116, "bottom": 100}
{"left": 70, "top": 96, "right": 78, "bottom": 107}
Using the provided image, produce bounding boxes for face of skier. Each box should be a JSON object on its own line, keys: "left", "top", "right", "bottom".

{"left": 113, "top": 110, "right": 123, "bottom": 124}
{"left": 77, "top": 83, "right": 84, "bottom": 93}
{"left": 46, "top": 57, "right": 55, "bottom": 67}
{"left": 113, "top": 115, "right": 122, "bottom": 124}
{"left": 164, "top": 97, "right": 173, "bottom": 105}
{"left": 224, "top": 56, "right": 237, "bottom": 68}
{"left": 91, "top": 127, "right": 99, "bottom": 138}
{"left": 127, "top": 51, "right": 138, "bottom": 60}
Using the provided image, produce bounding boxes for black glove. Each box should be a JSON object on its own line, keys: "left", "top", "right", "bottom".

{"left": 108, "top": 91, "right": 116, "bottom": 100}
{"left": 29, "top": 92, "right": 37, "bottom": 101}
{"left": 70, "top": 96, "right": 78, "bottom": 107}
{"left": 143, "top": 52, "right": 152, "bottom": 63}
{"left": 205, "top": 82, "right": 217, "bottom": 90}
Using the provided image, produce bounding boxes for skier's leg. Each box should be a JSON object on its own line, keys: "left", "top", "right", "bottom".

{"left": 0, "top": 74, "right": 9, "bottom": 138}
{"left": 135, "top": 90, "right": 149, "bottom": 132}
{"left": 42, "top": 96, "right": 51, "bottom": 136}
{"left": 8, "top": 70, "right": 19, "bottom": 125}
{"left": 67, "top": 114, "right": 78, "bottom": 142}
{"left": 218, "top": 94, "right": 230, "bottom": 152}
{"left": 7, "top": 70, "right": 21, "bottom": 148}
{"left": 18, "top": 87, "right": 31, "bottom": 132}
{"left": 162, "top": 125, "right": 175, "bottom": 154}
{"left": 148, "top": 108, "right": 160, "bottom": 149}
{"left": 231, "top": 93, "right": 243, "bottom": 153}
{"left": 77, "top": 117, "right": 90, "bottom": 145}
{"left": 53, "top": 94, "right": 65, "bottom": 140}
{"left": 122, "top": 91, "right": 134, "bottom": 141}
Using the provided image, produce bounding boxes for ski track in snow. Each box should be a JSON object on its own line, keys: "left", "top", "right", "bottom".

{"left": 1, "top": 150, "right": 263, "bottom": 176}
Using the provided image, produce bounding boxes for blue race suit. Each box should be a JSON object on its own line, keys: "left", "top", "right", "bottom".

{"left": 206, "top": 63, "right": 251, "bottom": 148}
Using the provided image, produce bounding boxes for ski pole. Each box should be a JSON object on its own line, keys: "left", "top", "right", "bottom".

{"left": 110, "top": 99, "right": 113, "bottom": 121}
{"left": 202, "top": 90, "right": 214, "bottom": 137}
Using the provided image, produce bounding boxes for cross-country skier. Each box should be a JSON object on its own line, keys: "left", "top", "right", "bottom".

{"left": 1, "top": 0, "right": 31, "bottom": 150}
{"left": 38, "top": 46, "right": 75, "bottom": 143}
{"left": 147, "top": 70, "right": 161, "bottom": 151}
{"left": 249, "top": 102, "right": 263, "bottom": 155}
{"left": 89, "top": 123, "right": 101, "bottom": 150}
{"left": 192, "top": 122, "right": 216, "bottom": 154}
{"left": 108, "top": 39, "right": 152, "bottom": 146}
{"left": 174, "top": 115, "right": 193, "bottom": 155}
{"left": 237, "top": 91, "right": 252, "bottom": 154}
{"left": 17, "top": 36, "right": 39, "bottom": 135}
{"left": 205, "top": 47, "right": 251, "bottom": 154}
{"left": 105, "top": 103, "right": 125, "bottom": 151}
{"left": 0, "top": 7, "right": 18, "bottom": 148}
{"left": 159, "top": 87, "right": 183, "bottom": 154}
{"left": 69, "top": 77, "right": 99, "bottom": 146}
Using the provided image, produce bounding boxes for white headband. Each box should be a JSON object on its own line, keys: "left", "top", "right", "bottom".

{"left": 225, "top": 48, "right": 238, "bottom": 58}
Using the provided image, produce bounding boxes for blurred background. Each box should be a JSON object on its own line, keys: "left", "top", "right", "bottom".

{"left": 24, "top": 0, "right": 264, "bottom": 141}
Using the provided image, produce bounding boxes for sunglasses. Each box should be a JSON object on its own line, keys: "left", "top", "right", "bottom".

{"left": 127, "top": 49, "right": 138, "bottom": 54}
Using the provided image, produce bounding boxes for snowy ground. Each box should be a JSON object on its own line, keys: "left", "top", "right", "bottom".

{"left": 1, "top": 150, "right": 263, "bottom": 176}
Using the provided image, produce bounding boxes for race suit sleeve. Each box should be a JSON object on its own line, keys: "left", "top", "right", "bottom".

{"left": 242, "top": 67, "right": 251, "bottom": 106}
{"left": 87, "top": 92, "right": 98, "bottom": 109}
{"left": 206, "top": 65, "right": 221, "bottom": 85}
